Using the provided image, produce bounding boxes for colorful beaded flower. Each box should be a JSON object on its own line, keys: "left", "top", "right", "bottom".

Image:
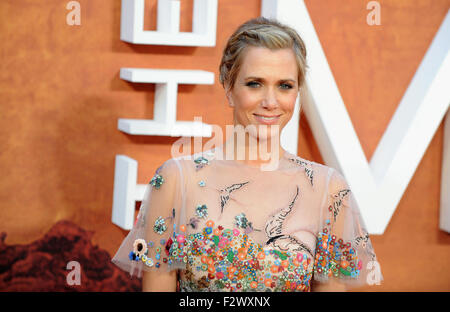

{"left": 153, "top": 216, "right": 167, "bottom": 235}
{"left": 128, "top": 219, "right": 316, "bottom": 292}
{"left": 178, "top": 223, "right": 313, "bottom": 292}
{"left": 194, "top": 156, "right": 209, "bottom": 170}
{"left": 234, "top": 212, "right": 260, "bottom": 234}
{"left": 150, "top": 173, "right": 164, "bottom": 189}
{"left": 128, "top": 251, "right": 139, "bottom": 261}
{"left": 133, "top": 238, "right": 148, "bottom": 257}
{"left": 314, "top": 227, "right": 361, "bottom": 279}
{"left": 234, "top": 213, "right": 250, "bottom": 229}
{"left": 195, "top": 204, "right": 208, "bottom": 219}
{"left": 141, "top": 254, "right": 154, "bottom": 267}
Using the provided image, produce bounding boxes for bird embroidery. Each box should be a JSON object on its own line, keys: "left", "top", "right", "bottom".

{"left": 331, "top": 189, "right": 351, "bottom": 222}
{"left": 353, "top": 232, "right": 370, "bottom": 248}
{"left": 219, "top": 181, "right": 250, "bottom": 214}
{"left": 264, "top": 185, "right": 314, "bottom": 257}
{"left": 287, "top": 157, "right": 314, "bottom": 186}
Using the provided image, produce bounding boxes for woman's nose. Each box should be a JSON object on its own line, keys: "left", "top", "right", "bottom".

{"left": 261, "top": 88, "right": 278, "bottom": 109}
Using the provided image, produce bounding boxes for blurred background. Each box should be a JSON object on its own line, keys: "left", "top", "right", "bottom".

{"left": 0, "top": 0, "right": 449, "bottom": 291}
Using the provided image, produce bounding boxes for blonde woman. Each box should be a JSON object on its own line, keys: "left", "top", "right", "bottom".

{"left": 112, "top": 17, "right": 382, "bottom": 292}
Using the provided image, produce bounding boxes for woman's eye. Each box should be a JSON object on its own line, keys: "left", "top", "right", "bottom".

{"left": 246, "top": 82, "right": 293, "bottom": 89}
{"left": 246, "top": 81, "right": 261, "bottom": 88}
{"left": 280, "top": 83, "right": 293, "bottom": 89}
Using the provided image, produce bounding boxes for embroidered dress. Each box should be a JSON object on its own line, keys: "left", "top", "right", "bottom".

{"left": 111, "top": 146, "right": 383, "bottom": 291}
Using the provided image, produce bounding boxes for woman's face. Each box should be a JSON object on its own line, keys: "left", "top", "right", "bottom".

{"left": 226, "top": 46, "right": 299, "bottom": 141}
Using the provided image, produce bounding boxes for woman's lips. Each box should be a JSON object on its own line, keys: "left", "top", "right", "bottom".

{"left": 253, "top": 114, "right": 281, "bottom": 125}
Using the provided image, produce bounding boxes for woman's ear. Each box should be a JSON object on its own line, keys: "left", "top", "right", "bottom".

{"left": 225, "top": 89, "right": 234, "bottom": 107}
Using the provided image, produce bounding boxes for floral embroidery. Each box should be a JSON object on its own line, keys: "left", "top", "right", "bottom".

{"left": 129, "top": 238, "right": 155, "bottom": 268}
{"left": 314, "top": 225, "right": 361, "bottom": 279}
{"left": 141, "top": 254, "right": 154, "bottom": 267}
{"left": 133, "top": 238, "right": 147, "bottom": 257}
{"left": 153, "top": 216, "right": 167, "bottom": 235}
{"left": 195, "top": 204, "right": 208, "bottom": 219}
{"left": 128, "top": 251, "right": 138, "bottom": 261}
{"left": 194, "top": 156, "right": 210, "bottom": 170}
{"left": 149, "top": 173, "right": 164, "bottom": 189}
{"left": 198, "top": 180, "right": 206, "bottom": 187}
{"left": 234, "top": 213, "right": 249, "bottom": 228}
{"left": 185, "top": 224, "right": 312, "bottom": 292}
{"left": 132, "top": 222, "right": 313, "bottom": 292}
{"left": 234, "top": 213, "right": 261, "bottom": 234}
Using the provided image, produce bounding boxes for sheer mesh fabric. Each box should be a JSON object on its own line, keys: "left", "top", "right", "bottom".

{"left": 111, "top": 145, "right": 382, "bottom": 291}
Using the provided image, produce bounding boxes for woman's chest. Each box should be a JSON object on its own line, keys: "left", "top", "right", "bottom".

{"left": 175, "top": 165, "right": 323, "bottom": 291}
{"left": 184, "top": 167, "right": 320, "bottom": 234}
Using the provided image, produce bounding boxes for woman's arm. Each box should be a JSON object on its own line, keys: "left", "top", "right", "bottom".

{"left": 310, "top": 168, "right": 382, "bottom": 292}
{"left": 142, "top": 269, "right": 177, "bottom": 292}
{"left": 140, "top": 158, "right": 184, "bottom": 292}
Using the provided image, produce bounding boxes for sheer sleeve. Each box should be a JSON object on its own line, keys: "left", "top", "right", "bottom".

{"left": 111, "top": 157, "right": 187, "bottom": 278}
{"left": 313, "top": 168, "right": 383, "bottom": 290}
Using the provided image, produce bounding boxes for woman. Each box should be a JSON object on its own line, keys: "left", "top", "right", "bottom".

{"left": 112, "top": 17, "right": 382, "bottom": 292}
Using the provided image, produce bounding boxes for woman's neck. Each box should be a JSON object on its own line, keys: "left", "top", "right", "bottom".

{"left": 220, "top": 135, "right": 285, "bottom": 167}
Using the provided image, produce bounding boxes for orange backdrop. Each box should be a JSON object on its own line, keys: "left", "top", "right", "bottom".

{"left": 1, "top": 0, "right": 449, "bottom": 291}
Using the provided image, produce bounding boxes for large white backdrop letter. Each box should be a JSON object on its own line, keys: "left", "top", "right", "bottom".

{"left": 262, "top": 0, "right": 450, "bottom": 234}
{"left": 113, "top": 0, "right": 218, "bottom": 230}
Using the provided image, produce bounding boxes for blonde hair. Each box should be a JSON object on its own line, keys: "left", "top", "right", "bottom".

{"left": 219, "top": 17, "right": 308, "bottom": 92}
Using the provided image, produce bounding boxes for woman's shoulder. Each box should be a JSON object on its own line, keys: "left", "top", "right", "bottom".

{"left": 159, "top": 149, "right": 215, "bottom": 173}
{"left": 290, "top": 155, "right": 350, "bottom": 194}
{"left": 283, "top": 152, "right": 334, "bottom": 179}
